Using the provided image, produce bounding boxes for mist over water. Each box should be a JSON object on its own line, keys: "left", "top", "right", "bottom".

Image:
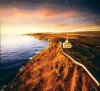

{"left": 0, "top": 34, "right": 48, "bottom": 86}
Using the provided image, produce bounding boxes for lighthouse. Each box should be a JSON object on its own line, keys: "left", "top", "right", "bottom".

{"left": 63, "top": 39, "right": 73, "bottom": 48}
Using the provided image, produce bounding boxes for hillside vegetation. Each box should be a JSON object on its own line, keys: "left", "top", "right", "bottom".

{"left": 4, "top": 38, "right": 98, "bottom": 91}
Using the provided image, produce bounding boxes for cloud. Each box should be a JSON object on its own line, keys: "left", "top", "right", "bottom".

{"left": 0, "top": 7, "right": 80, "bottom": 19}
{"left": 0, "top": 0, "right": 100, "bottom": 26}
{"left": 0, "top": 0, "right": 100, "bottom": 15}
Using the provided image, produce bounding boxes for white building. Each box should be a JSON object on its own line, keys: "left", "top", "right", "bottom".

{"left": 63, "top": 39, "right": 73, "bottom": 48}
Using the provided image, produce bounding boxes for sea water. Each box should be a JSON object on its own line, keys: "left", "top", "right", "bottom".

{"left": 0, "top": 34, "right": 48, "bottom": 87}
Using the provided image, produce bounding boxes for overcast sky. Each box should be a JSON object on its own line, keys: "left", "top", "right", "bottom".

{"left": 0, "top": 0, "right": 100, "bottom": 34}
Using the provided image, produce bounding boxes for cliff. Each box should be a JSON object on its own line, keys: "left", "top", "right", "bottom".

{"left": 4, "top": 37, "right": 99, "bottom": 91}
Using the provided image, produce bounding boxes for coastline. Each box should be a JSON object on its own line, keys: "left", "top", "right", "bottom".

{"left": 3, "top": 33, "right": 100, "bottom": 91}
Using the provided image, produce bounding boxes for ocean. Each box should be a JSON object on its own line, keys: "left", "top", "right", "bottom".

{"left": 0, "top": 34, "right": 48, "bottom": 87}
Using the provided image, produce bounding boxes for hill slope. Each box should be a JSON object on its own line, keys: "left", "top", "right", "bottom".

{"left": 4, "top": 39, "right": 98, "bottom": 91}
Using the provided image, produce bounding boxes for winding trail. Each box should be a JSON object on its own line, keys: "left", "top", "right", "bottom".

{"left": 60, "top": 42, "right": 100, "bottom": 87}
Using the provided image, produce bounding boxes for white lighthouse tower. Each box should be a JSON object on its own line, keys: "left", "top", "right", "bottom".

{"left": 63, "top": 35, "right": 73, "bottom": 48}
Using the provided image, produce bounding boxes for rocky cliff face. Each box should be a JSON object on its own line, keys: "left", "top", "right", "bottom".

{"left": 4, "top": 40, "right": 98, "bottom": 91}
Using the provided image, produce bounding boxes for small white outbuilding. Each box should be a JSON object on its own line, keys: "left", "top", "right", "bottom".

{"left": 63, "top": 39, "right": 73, "bottom": 48}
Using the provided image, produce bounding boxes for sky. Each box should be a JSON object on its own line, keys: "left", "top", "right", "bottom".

{"left": 0, "top": 0, "right": 100, "bottom": 34}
